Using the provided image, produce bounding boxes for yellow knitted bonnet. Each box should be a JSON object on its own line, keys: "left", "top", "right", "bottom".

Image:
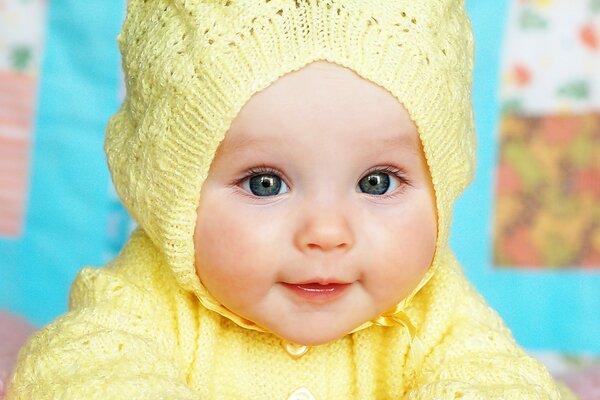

{"left": 105, "top": 0, "right": 476, "bottom": 333}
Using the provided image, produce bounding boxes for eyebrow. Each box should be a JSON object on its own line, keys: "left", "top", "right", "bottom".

{"left": 221, "top": 129, "right": 420, "bottom": 156}
{"left": 378, "top": 134, "right": 420, "bottom": 155}
{"left": 220, "top": 132, "right": 283, "bottom": 155}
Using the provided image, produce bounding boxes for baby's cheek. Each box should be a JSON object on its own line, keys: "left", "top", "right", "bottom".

{"left": 195, "top": 203, "right": 268, "bottom": 282}
{"left": 197, "top": 213, "right": 246, "bottom": 265}
{"left": 369, "top": 204, "right": 436, "bottom": 291}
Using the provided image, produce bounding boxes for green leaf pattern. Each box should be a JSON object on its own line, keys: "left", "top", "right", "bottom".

{"left": 0, "top": 0, "right": 45, "bottom": 74}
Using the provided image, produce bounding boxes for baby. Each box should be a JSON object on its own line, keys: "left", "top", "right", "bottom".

{"left": 7, "top": 0, "right": 572, "bottom": 399}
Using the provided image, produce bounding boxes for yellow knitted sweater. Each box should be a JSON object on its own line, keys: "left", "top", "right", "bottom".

{"left": 7, "top": 0, "right": 574, "bottom": 398}
{"left": 7, "top": 230, "right": 569, "bottom": 399}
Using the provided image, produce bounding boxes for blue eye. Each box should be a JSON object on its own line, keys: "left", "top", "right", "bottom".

{"left": 357, "top": 172, "right": 398, "bottom": 195}
{"left": 243, "top": 173, "right": 289, "bottom": 197}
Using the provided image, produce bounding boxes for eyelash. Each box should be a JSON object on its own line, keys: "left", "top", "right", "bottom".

{"left": 233, "top": 164, "right": 283, "bottom": 182}
{"left": 233, "top": 164, "right": 411, "bottom": 198}
{"left": 361, "top": 166, "right": 411, "bottom": 199}
{"left": 232, "top": 165, "right": 286, "bottom": 198}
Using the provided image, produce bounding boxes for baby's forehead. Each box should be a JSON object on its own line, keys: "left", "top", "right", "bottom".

{"left": 231, "top": 62, "right": 410, "bottom": 124}
{"left": 219, "top": 61, "right": 421, "bottom": 154}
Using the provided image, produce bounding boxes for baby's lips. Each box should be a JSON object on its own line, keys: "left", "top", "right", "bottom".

{"left": 292, "top": 282, "right": 349, "bottom": 292}
{"left": 281, "top": 282, "right": 352, "bottom": 304}
{"left": 288, "top": 276, "right": 353, "bottom": 286}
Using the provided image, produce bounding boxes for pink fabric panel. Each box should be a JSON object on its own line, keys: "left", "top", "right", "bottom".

{"left": 0, "top": 311, "right": 36, "bottom": 399}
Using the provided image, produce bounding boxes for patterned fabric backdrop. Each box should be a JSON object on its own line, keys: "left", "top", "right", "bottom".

{"left": 0, "top": 0, "right": 46, "bottom": 237}
{"left": 0, "top": 0, "right": 130, "bottom": 324}
{"left": 494, "top": 0, "right": 600, "bottom": 268}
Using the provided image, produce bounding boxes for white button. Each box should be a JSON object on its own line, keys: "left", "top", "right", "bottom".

{"left": 288, "top": 387, "right": 316, "bottom": 400}
{"left": 282, "top": 341, "right": 309, "bottom": 359}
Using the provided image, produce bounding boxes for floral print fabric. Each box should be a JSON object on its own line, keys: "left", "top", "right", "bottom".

{"left": 494, "top": 0, "right": 600, "bottom": 268}
{"left": 0, "top": 0, "right": 47, "bottom": 237}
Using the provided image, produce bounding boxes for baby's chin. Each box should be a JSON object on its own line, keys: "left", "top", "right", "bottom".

{"left": 277, "top": 330, "right": 350, "bottom": 347}
{"left": 266, "top": 318, "right": 365, "bottom": 347}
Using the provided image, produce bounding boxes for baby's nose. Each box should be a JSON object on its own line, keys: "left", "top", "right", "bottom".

{"left": 294, "top": 204, "right": 355, "bottom": 253}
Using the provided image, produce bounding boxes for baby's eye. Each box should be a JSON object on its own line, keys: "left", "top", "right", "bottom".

{"left": 357, "top": 171, "right": 401, "bottom": 195}
{"left": 242, "top": 173, "right": 289, "bottom": 197}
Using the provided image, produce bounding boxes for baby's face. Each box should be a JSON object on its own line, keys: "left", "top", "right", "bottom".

{"left": 194, "top": 61, "right": 437, "bottom": 345}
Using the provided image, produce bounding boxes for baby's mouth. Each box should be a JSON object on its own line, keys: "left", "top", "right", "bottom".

{"left": 281, "top": 282, "right": 351, "bottom": 303}
{"left": 293, "top": 282, "right": 342, "bottom": 292}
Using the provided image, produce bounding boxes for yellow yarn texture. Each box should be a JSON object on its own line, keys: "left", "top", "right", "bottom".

{"left": 7, "top": 0, "right": 572, "bottom": 398}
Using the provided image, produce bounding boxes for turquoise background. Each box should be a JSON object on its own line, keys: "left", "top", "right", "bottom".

{"left": 0, "top": 1, "right": 126, "bottom": 323}
{"left": 459, "top": 1, "right": 600, "bottom": 354}
{"left": 0, "top": 0, "right": 598, "bottom": 353}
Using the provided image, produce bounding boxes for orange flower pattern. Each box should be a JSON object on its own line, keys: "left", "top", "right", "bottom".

{"left": 494, "top": 113, "right": 600, "bottom": 268}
